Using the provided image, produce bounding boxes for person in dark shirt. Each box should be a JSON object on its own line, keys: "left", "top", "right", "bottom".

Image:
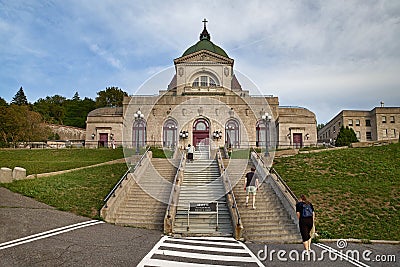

{"left": 244, "top": 167, "right": 259, "bottom": 209}
{"left": 296, "top": 194, "right": 315, "bottom": 252}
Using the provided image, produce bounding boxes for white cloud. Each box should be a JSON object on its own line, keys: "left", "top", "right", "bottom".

{"left": 0, "top": 0, "right": 399, "bottom": 124}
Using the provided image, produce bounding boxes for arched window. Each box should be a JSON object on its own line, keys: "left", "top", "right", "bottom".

{"left": 192, "top": 75, "right": 219, "bottom": 87}
{"left": 256, "top": 120, "right": 267, "bottom": 147}
{"left": 163, "top": 119, "right": 177, "bottom": 148}
{"left": 133, "top": 119, "right": 146, "bottom": 148}
{"left": 225, "top": 119, "right": 240, "bottom": 148}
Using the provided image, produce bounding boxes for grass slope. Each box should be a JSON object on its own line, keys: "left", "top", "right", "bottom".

{"left": 273, "top": 143, "right": 400, "bottom": 241}
{"left": 0, "top": 148, "right": 124, "bottom": 175}
{"left": 1, "top": 163, "right": 127, "bottom": 218}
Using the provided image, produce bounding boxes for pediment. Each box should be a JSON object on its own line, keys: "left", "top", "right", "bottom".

{"left": 174, "top": 50, "right": 234, "bottom": 66}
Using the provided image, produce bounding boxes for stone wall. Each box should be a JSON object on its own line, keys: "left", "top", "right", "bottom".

{"left": 48, "top": 124, "right": 86, "bottom": 141}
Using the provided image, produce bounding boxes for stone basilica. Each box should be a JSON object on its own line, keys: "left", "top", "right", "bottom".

{"left": 85, "top": 21, "right": 317, "bottom": 151}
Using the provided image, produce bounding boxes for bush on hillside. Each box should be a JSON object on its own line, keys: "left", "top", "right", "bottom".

{"left": 335, "top": 126, "right": 359, "bottom": 147}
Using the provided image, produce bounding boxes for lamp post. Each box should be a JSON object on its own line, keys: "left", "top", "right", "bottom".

{"left": 134, "top": 110, "right": 144, "bottom": 154}
{"left": 261, "top": 112, "right": 272, "bottom": 157}
{"left": 179, "top": 130, "right": 189, "bottom": 148}
{"left": 213, "top": 130, "right": 222, "bottom": 140}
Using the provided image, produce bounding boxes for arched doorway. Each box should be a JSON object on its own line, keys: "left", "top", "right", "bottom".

{"left": 133, "top": 119, "right": 146, "bottom": 149}
{"left": 163, "top": 119, "right": 177, "bottom": 148}
{"left": 192, "top": 118, "right": 209, "bottom": 147}
{"left": 225, "top": 119, "right": 240, "bottom": 148}
{"left": 256, "top": 120, "right": 266, "bottom": 147}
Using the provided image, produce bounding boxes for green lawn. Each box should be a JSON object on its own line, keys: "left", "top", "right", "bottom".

{"left": 1, "top": 163, "right": 127, "bottom": 218}
{"left": 0, "top": 148, "right": 124, "bottom": 175}
{"left": 273, "top": 143, "right": 400, "bottom": 241}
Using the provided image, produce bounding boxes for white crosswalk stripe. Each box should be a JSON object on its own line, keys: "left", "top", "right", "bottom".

{"left": 138, "top": 236, "right": 264, "bottom": 267}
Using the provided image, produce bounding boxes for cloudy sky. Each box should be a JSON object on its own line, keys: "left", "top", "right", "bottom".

{"left": 1, "top": 0, "right": 399, "bottom": 123}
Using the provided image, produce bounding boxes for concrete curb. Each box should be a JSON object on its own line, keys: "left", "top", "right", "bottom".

{"left": 318, "top": 238, "right": 400, "bottom": 245}
{"left": 26, "top": 158, "right": 126, "bottom": 179}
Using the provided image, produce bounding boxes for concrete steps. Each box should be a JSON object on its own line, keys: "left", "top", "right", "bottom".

{"left": 173, "top": 157, "right": 233, "bottom": 236}
{"left": 113, "top": 158, "right": 178, "bottom": 230}
{"left": 224, "top": 158, "right": 302, "bottom": 243}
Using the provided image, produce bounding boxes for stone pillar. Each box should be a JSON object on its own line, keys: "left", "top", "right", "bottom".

{"left": 0, "top": 167, "right": 13, "bottom": 183}
{"left": 13, "top": 167, "right": 26, "bottom": 180}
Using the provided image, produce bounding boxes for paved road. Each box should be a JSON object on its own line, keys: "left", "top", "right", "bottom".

{"left": 1, "top": 188, "right": 398, "bottom": 266}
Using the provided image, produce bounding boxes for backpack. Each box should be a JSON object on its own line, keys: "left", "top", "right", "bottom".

{"left": 302, "top": 203, "right": 313, "bottom": 218}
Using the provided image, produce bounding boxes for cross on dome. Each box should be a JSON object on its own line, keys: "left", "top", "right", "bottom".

{"left": 200, "top": 18, "right": 211, "bottom": 41}
{"left": 202, "top": 18, "right": 208, "bottom": 28}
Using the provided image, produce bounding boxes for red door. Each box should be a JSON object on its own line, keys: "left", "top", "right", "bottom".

{"left": 193, "top": 119, "right": 209, "bottom": 147}
{"left": 293, "top": 133, "right": 303, "bottom": 148}
{"left": 99, "top": 133, "right": 108, "bottom": 147}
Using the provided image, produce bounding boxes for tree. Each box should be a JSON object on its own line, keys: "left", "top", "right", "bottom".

{"left": 33, "top": 95, "right": 66, "bottom": 124}
{"left": 11, "top": 87, "right": 29, "bottom": 105}
{"left": 0, "top": 105, "right": 50, "bottom": 147}
{"left": 335, "top": 126, "right": 359, "bottom": 147}
{"left": 64, "top": 96, "right": 95, "bottom": 128}
{"left": 317, "top": 123, "right": 325, "bottom": 132}
{"left": 0, "top": 97, "right": 7, "bottom": 107}
{"left": 72, "top": 92, "right": 80, "bottom": 101}
{"left": 95, "top": 87, "right": 127, "bottom": 108}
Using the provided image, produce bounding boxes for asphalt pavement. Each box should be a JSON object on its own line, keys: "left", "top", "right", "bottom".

{"left": 1, "top": 187, "right": 398, "bottom": 266}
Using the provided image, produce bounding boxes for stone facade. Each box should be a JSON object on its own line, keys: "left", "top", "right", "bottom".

{"left": 318, "top": 107, "right": 400, "bottom": 143}
{"left": 85, "top": 24, "right": 317, "bottom": 150}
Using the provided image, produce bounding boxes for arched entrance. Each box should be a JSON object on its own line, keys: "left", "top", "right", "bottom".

{"left": 192, "top": 118, "right": 210, "bottom": 147}
{"left": 163, "top": 119, "right": 177, "bottom": 148}
{"left": 225, "top": 119, "right": 240, "bottom": 148}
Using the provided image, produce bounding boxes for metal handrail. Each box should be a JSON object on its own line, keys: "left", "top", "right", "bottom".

{"left": 217, "top": 150, "right": 241, "bottom": 227}
{"left": 251, "top": 147, "right": 298, "bottom": 202}
{"left": 166, "top": 151, "right": 185, "bottom": 218}
{"left": 103, "top": 146, "right": 151, "bottom": 204}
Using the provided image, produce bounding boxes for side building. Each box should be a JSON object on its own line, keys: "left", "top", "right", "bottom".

{"left": 318, "top": 106, "right": 400, "bottom": 143}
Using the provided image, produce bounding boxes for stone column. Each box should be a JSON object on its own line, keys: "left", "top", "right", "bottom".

{"left": 13, "top": 167, "right": 26, "bottom": 180}
{"left": 0, "top": 167, "right": 13, "bottom": 183}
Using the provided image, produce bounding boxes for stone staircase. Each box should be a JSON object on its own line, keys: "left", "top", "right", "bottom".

{"left": 224, "top": 158, "right": 301, "bottom": 243}
{"left": 112, "top": 158, "right": 178, "bottom": 230}
{"left": 173, "top": 149, "right": 233, "bottom": 236}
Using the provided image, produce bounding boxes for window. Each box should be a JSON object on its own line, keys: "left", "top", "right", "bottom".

{"left": 192, "top": 75, "right": 219, "bottom": 87}
{"left": 256, "top": 120, "right": 267, "bottom": 147}
{"left": 392, "top": 129, "right": 396, "bottom": 137}
{"left": 348, "top": 119, "right": 353, "bottom": 126}
{"left": 356, "top": 131, "right": 361, "bottom": 140}
{"left": 366, "top": 132, "right": 372, "bottom": 140}
{"left": 163, "top": 119, "right": 177, "bottom": 148}
{"left": 133, "top": 119, "right": 146, "bottom": 148}
{"left": 355, "top": 119, "right": 360, "bottom": 126}
{"left": 366, "top": 119, "right": 371, "bottom": 127}
{"left": 390, "top": 116, "right": 395, "bottom": 123}
{"left": 382, "top": 116, "right": 386, "bottom": 123}
{"left": 333, "top": 126, "right": 336, "bottom": 133}
{"left": 225, "top": 119, "right": 240, "bottom": 148}
{"left": 383, "top": 129, "right": 388, "bottom": 137}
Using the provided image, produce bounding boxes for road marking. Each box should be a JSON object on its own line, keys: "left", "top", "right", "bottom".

{"left": 313, "top": 243, "right": 370, "bottom": 267}
{"left": 0, "top": 220, "right": 103, "bottom": 250}
{"left": 138, "top": 236, "right": 264, "bottom": 267}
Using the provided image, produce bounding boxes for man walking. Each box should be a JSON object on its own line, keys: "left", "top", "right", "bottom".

{"left": 244, "top": 167, "right": 259, "bottom": 209}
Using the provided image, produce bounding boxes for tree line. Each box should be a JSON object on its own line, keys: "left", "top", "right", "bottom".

{"left": 0, "top": 86, "right": 127, "bottom": 147}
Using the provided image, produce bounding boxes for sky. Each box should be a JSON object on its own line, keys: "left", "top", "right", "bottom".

{"left": 1, "top": 0, "right": 399, "bottom": 124}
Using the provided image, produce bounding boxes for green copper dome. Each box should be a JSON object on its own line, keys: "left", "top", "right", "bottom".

{"left": 182, "top": 39, "right": 229, "bottom": 58}
{"left": 182, "top": 19, "right": 229, "bottom": 58}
